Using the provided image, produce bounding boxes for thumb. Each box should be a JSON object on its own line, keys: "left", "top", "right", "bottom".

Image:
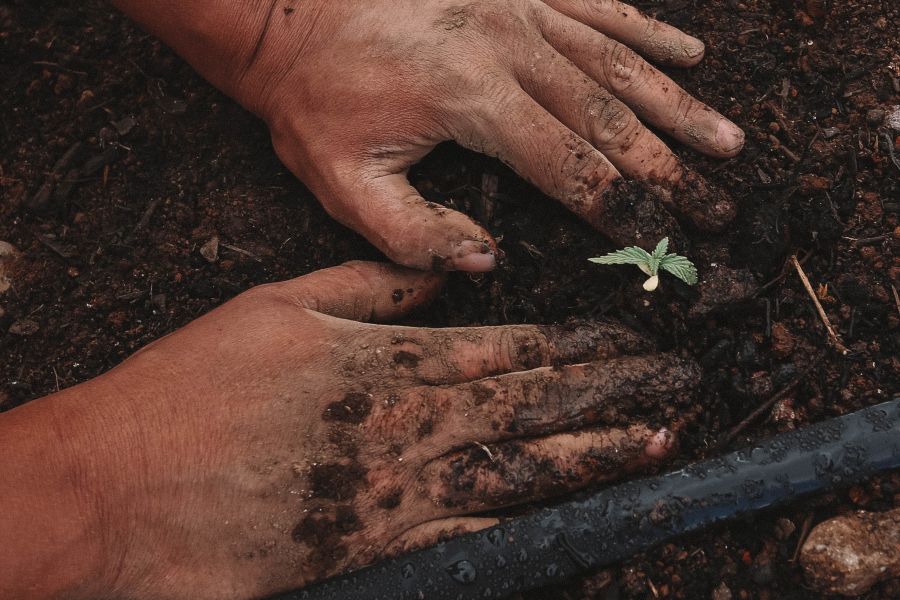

{"left": 321, "top": 171, "right": 498, "bottom": 272}
{"left": 276, "top": 261, "right": 445, "bottom": 323}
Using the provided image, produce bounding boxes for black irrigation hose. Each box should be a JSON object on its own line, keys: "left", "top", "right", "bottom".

{"left": 276, "top": 398, "right": 900, "bottom": 600}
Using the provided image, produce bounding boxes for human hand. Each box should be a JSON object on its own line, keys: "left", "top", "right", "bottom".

{"left": 115, "top": 0, "right": 744, "bottom": 271}
{"left": 230, "top": 0, "right": 744, "bottom": 269}
{"left": 13, "top": 262, "right": 699, "bottom": 600}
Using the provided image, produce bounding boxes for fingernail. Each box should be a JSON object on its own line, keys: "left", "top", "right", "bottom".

{"left": 716, "top": 120, "right": 745, "bottom": 153}
{"left": 683, "top": 37, "right": 705, "bottom": 59}
{"left": 452, "top": 240, "right": 497, "bottom": 272}
{"left": 645, "top": 428, "right": 675, "bottom": 459}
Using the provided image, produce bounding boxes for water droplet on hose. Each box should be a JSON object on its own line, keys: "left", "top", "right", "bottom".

{"left": 487, "top": 528, "right": 504, "bottom": 547}
{"left": 446, "top": 560, "right": 477, "bottom": 584}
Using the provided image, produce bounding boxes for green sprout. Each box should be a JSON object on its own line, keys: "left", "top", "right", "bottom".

{"left": 589, "top": 238, "right": 698, "bottom": 292}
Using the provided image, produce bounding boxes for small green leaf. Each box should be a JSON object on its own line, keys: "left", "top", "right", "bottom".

{"left": 651, "top": 237, "right": 669, "bottom": 261}
{"left": 659, "top": 255, "right": 698, "bottom": 285}
{"left": 588, "top": 246, "right": 653, "bottom": 266}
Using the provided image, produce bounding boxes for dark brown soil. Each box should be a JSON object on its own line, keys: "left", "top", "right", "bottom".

{"left": 1, "top": 1, "right": 898, "bottom": 598}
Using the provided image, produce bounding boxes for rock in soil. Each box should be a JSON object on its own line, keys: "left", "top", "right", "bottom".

{"left": 688, "top": 266, "right": 759, "bottom": 319}
{"left": 800, "top": 508, "right": 900, "bottom": 596}
{"left": 200, "top": 236, "right": 220, "bottom": 263}
{"left": 0, "top": 241, "right": 19, "bottom": 294}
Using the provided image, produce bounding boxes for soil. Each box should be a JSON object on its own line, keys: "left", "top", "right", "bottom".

{"left": 1, "top": 0, "right": 899, "bottom": 598}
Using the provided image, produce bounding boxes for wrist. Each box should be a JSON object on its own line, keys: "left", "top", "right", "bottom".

{"left": 111, "top": 0, "right": 327, "bottom": 119}
{"left": 111, "top": 0, "right": 269, "bottom": 105}
{"left": 0, "top": 386, "right": 116, "bottom": 600}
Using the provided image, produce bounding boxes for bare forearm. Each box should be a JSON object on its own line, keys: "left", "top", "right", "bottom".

{"left": 109, "top": 0, "right": 269, "bottom": 102}
{"left": 0, "top": 393, "right": 107, "bottom": 600}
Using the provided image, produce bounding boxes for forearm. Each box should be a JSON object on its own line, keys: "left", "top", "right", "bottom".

{"left": 0, "top": 391, "right": 108, "bottom": 600}
{"left": 109, "top": 0, "right": 270, "bottom": 105}
{"left": 0, "top": 372, "right": 160, "bottom": 600}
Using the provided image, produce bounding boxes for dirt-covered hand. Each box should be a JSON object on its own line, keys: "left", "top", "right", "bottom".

{"left": 116, "top": 0, "right": 745, "bottom": 271}
{"left": 12, "top": 262, "right": 699, "bottom": 600}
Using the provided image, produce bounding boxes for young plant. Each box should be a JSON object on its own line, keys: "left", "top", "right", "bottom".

{"left": 589, "top": 238, "right": 698, "bottom": 292}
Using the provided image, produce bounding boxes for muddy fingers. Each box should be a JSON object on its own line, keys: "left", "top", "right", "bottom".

{"left": 374, "top": 320, "right": 654, "bottom": 385}
{"left": 363, "top": 353, "right": 699, "bottom": 458}
{"left": 417, "top": 425, "right": 675, "bottom": 514}
{"left": 541, "top": 0, "right": 707, "bottom": 67}
{"left": 537, "top": 9, "right": 744, "bottom": 158}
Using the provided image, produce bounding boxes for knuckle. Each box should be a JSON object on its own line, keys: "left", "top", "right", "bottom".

{"left": 604, "top": 43, "right": 648, "bottom": 94}
{"left": 591, "top": 96, "right": 639, "bottom": 148}
{"left": 551, "top": 135, "right": 593, "bottom": 182}
{"left": 578, "top": 0, "right": 618, "bottom": 19}
{"left": 437, "top": 1, "right": 532, "bottom": 37}
{"left": 671, "top": 92, "right": 701, "bottom": 127}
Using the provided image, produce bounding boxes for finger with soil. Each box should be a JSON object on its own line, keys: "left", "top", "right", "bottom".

{"left": 392, "top": 320, "right": 653, "bottom": 385}
{"left": 537, "top": 13, "right": 744, "bottom": 158}
{"left": 305, "top": 169, "right": 499, "bottom": 272}
{"left": 663, "top": 168, "right": 737, "bottom": 233}
{"left": 382, "top": 517, "right": 499, "bottom": 559}
{"left": 417, "top": 425, "right": 674, "bottom": 514}
{"left": 514, "top": 34, "right": 684, "bottom": 184}
{"left": 590, "top": 179, "right": 685, "bottom": 250}
{"left": 541, "top": 0, "right": 706, "bottom": 68}
{"left": 374, "top": 354, "right": 698, "bottom": 455}
{"left": 274, "top": 261, "right": 445, "bottom": 322}
{"left": 455, "top": 84, "right": 624, "bottom": 232}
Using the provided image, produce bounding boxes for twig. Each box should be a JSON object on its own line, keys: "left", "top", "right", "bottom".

{"left": 133, "top": 197, "right": 163, "bottom": 233}
{"left": 220, "top": 242, "right": 263, "bottom": 262}
{"left": 33, "top": 61, "right": 88, "bottom": 76}
{"left": 721, "top": 359, "right": 820, "bottom": 446}
{"left": 790, "top": 513, "right": 813, "bottom": 563}
{"left": 791, "top": 513, "right": 815, "bottom": 563}
{"left": 892, "top": 285, "right": 900, "bottom": 319}
{"left": 790, "top": 255, "right": 848, "bottom": 355}
{"left": 757, "top": 250, "right": 813, "bottom": 295}
{"left": 842, "top": 234, "right": 888, "bottom": 246}
{"left": 882, "top": 132, "right": 900, "bottom": 174}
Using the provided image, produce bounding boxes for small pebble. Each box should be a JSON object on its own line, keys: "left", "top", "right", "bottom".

{"left": 712, "top": 582, "right": 733, "bottom": 600}
{"left": 0, "top": 241, "right": 19, "bottom": 294}
{"left": 801, "top": 508, "right": 900, "bottom": 596}
{"left": 865, "top": 108, "right": 885, "bottom": 126}
{"left": 770, "top": 322, "right": 796, "bottom": 358}
{"left": 111, "top": 116, "right": 137, "bottom": 136}
{"left": 9, "top": 318, "right": 39, "bottom": 336}
{"left": 774, "top": 517, "right": 796, "bottom": 540}
{"left": 887, "top": 105, "right": 900, "bottom": 132}
{"left": 200, "top": 236, "right": 219, "bottom": 263}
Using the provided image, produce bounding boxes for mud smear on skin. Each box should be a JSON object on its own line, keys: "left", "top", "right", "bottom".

{"left": 437, "top": 434, "right": 646, "bottom": 510}
{"left": 322, "top": 392, "right": 372, "bottom": 424}
{"left": 592, "top": 170, "right": 737, "bottom": 250}
{"left": 291, "top": 505, "right": 362, "bottom": 569}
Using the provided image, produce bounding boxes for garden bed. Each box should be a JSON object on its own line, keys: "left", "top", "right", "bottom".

{"left": 1, "top": 1, "right": 898, "bottom": 598}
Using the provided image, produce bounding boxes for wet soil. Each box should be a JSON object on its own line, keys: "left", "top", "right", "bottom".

{"left": 1, "top": 0, "right": 898, "bottom": 598}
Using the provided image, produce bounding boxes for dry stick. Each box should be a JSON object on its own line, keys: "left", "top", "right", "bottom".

{"left": 892, "top": 285, "right": 900, "bottom": 319}
{"left": 721, "top": 358, "right": 821, "bottom": 446}
{"left": 791, "top": 512, "right": 816, "bottom": 563}
{"left": 790, "top": 255, "right": 849, "bottom": 355}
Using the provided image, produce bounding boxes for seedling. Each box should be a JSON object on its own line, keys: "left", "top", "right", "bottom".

{"left": 589, "top": 238, "right": 698, "bottom": 292}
